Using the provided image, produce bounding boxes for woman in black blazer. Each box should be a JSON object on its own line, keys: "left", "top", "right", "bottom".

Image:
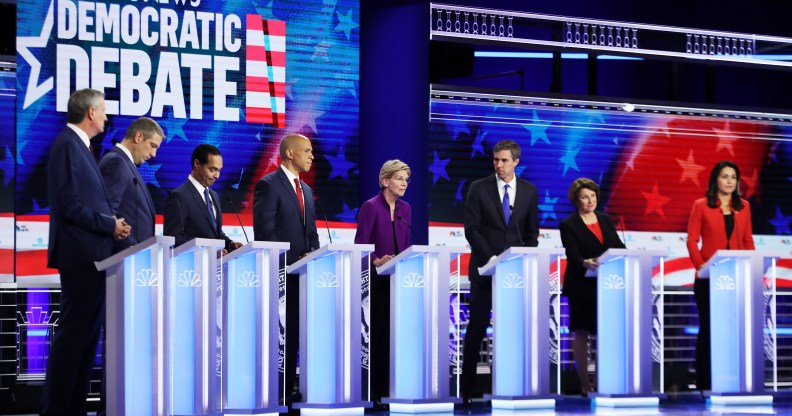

{"left": 559, "top": 178, "right": 625, "bottom": 394}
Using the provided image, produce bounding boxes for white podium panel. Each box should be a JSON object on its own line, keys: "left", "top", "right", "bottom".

{"left": 376, "top": 245, "right": 464, "bottom": 413}
{"left": 169, "top": 238, "right": 226, "bottom": 416}
{"left": 286, "top": 244, "right": 375, "bottom": 414}
{"left": 222, "top": 241, "right": 290, "bottom": 415}
{"left": 478, "top": 247, "right": 564, "bottom": 410}
{"left": 95, "top": 235, "right": 175, "bottom": 416}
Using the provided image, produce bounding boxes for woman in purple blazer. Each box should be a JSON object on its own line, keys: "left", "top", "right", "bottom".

{"left": 355, "top": 159, "right": 412, "bottom": 409}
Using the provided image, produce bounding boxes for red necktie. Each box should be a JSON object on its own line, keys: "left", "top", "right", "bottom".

{"left": 294, "top": 178, "right": 304, "bottom": 221}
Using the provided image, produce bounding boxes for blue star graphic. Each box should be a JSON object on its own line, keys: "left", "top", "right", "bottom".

{"left": 232, "top": 168, "right": 244, "bottom": 190}
{"left": 335, "top": 9, "right": 359, "bottom": 41}
{"left": 769, "top": 206, "right": 792, "bottom": 235}
{"left": 470, "top": 130, "right": 486, "bottom": 159}
{"left": 455, "top": 179, "right": 467, "bottom": 205}
{"left": 448, "top": 120, "right": 470, "bottom": 141}
{"left": 254, "top": 1, "right": 277, "bottom": 20}
{"left": 337, "top": 202, "right": 359, "bottom": 222}
{"left": 537, "top": 190, "right": 558, "bottom": 224}
{"left": 17, "top": 0, "right": 54, "bottom": 109}
{"left": 326, "top": 148, "right": 356, "bottom": 181}
{"left": 286, "top": 78, "right": 299, "bottom": 100}
{"left": 429, "top": 151, "right": 450, "bottom": 185}
{"left": 612, "top": 136, "right": 620, "bottom": 146}
{"left": 17, "top": 139, "right": 29, "bottom": 166}
{"left": 0, "top": 146, "right": 13, "bottom": 186}
{"left": 159, "top": 112, "right": 188, "bottom": 143}
{"left": 138, "top": 162, "right": 163, "bottom": 188}
{"left": 312, "top": 40, "right": 332, "bottom": 62}
{"left": 31, "top": 197, "right": 45, "bottom": 215}
{"left": 515, "top": 165, "right": 527, "bottom": 177}
{"left": 559, "top": 147, "right": 581, "bottom": 176}
{"left": 522, "top": 110, "right": 551, "bottom": 146}
{"left": 290, "top": 108, "right": 325, "bottom": 134}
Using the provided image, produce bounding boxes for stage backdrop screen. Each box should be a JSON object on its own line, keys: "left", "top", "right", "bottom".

{"left": 15, "top": 0, "right": 361, "bottom": 281}
{"left": 428, "top": 89, "right": 792, "bottom": 287}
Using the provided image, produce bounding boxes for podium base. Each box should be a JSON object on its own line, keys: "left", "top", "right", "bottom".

{"left": 293, "top": 400, "right": 372, "bottom": 415}
{"left": 383, "top": 397, "right": 460, "bottom": 413}
{"left": 224, "top": 406, "right": 288, "bottom": 415}
{"left": 484, "top": 394, "right": 557, "bottom": 410}
{"left": 590, "top": 393, "right": 664, "bottom": 408}
{"left": 706, "top": 392, "right": 774, "bottom": 406}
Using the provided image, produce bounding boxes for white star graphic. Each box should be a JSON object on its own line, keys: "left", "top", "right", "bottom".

{"left": 18, "top": 0, "right": 54, "bottom": 109}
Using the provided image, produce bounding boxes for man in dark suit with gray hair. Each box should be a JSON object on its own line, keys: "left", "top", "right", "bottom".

{"left": 42, "top": 88, "right": 131, "bottom": 415}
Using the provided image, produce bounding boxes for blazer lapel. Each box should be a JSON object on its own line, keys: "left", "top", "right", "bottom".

{"left": 573, "top": 213, "right": 605, "bottom": 249}
{"left": 486, "top": 176, "right": 506, "bottom": 225}
{"left": 116, "top": 147, "right": 156, "bottom": 216}
{"left": 277, "top": 169, "right": 306, "bottom": 229}
{"left": 188, "top": 183, "right": 219, "bottom": 237}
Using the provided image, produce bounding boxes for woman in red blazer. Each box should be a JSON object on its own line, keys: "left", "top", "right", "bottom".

{"left": 686, "top": 160, "right": 755, "bottom": 391}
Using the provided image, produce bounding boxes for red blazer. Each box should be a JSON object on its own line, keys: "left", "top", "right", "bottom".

{"left": 686, "top": 197, "right": 755, "bottom": 275}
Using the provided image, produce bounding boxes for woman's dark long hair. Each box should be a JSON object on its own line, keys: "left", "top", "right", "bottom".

{"left": 706, "top": 160, "right": 744, "bottom": 210}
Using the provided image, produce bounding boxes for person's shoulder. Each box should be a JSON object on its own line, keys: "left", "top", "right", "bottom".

{"left": 98, "top": 148, "right": 125, "bottom": 167}
{"left": 172, "top": 180, "right": 191, "bottom": 196}
{"left": 516, "top": 177, "right": 535, "bottom": 186}
{"left": 469, "top": 175, "right": 494, "bottom": 188}
{"left": 559, "top": 213, "right": 577, "bottom": 227}
{"left": 691, "top": 197, "right": 708, "bottom": 209}
{"left": 259, "top": 169, "right": 282, "bottom": 184}
{"left": 739, "top": 198, "right": 751, "bottom": 209}
{"left": 397, "top": 198, "right": 411, "bottom": 210}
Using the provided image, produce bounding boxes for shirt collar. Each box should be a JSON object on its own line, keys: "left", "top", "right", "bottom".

{"left": 188, "top": 174, "right": 208, "bottom": 195}
{"left": 280, "top": 164, "right": 299, "bottom": 184}
{"left": 67, "top": 124, "right": 91, "bottom": 149}
{"left": 115, "top": 143, "right": 135, "bottom": 164}
{"left": 495, "top": 174, "right": 517, "bottom": 188}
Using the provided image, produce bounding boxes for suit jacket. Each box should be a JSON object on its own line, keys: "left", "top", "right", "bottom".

{"left": 253, "top": 168, "right": 320, "bottom": 265}
{"left": 686, "top": 197, "right": 755, "bottom": 274}
{"left": 163, "top": 179, "right": 235, "bottom": 250}
{"left": 464, "top": 175, "right": 539, "bottom": 283}
{"left": 98, "top": 146, "right": 156, "bottom": 253}
{"left": 354, "top": 192, "right": 412, "bottom": 261}
{"left": 559, "top": 211, "right": 625, "bottom": 297}
{"left": 47, "top": 126, "right": 117, "bottom": 269}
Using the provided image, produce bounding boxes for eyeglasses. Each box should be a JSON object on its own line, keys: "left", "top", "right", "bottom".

{"left": 391, "top": 176, "right": 411, "bottom": 184}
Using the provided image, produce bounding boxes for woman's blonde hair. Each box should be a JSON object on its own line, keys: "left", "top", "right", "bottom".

{"left": 379, "top": 159, "right": 411, "bottom": 189}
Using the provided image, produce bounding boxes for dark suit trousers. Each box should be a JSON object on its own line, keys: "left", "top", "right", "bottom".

{"left": 285, "top": 273, "right": 300, "bottom": 394}
{"left": 461, "top": 280, "right": 492, "bottom": 396}
{"left": 41, "top": 267, "right": 105, "bottom": 416}
{"left": 694, "top": 277, "right": 711, "bottom": 391}
{"left": 370, "top": 270, "right": 391, "bottom": 401}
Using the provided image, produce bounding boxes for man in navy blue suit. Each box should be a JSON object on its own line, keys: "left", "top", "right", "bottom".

{"left": 163, "top": 144, "right": 243, "bottom": 254}
{"left": 254, "top": 134, "right": 320, "bottom": 405}
{"left": 461, "top": 140, "right": 539, "bottom": 403}
{"left": 42, "top": 88, "right": 131, "bottom": 416}
{"left": 99, "top": 117, "right": 164, "bottom": 253}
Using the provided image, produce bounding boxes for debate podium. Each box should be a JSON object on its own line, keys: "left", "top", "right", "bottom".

{"left": 221, "top": 241, "right": 290, "bottom": 415}
{"left": 95, "top": 235, "right": 174, "bottom": 416}
{"left": 477, "top": 247, "right": 564, "bottom": 410}
{"left": 375, "top": 245, "right": 464, "bottom": 414}
{"left": 285, "top": 244, "right": 375, "bottom": 415}
{"left": 591, "top": 248, "right": 666, "bottom": 407}
{"left": 699, "top": 249, "right": 783, "bottom": 406}
{"left": 169, "top": 238, "right": 227, "bottom": 415}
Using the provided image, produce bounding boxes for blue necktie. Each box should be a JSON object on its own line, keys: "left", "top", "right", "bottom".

{"left": 204, "top": 188, "right": 217, "bottom": 231}
{"left": 502, "top": 184, "right": 511, "bottom": 225}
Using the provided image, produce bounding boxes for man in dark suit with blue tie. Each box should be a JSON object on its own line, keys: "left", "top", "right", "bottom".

{"left": 42, "top": 88, "right": 131, "bottom": 416}
{"left": 163, "top": 144, "right": 242, "bottom": 253}
{"left": 253, "top": 134, "right": 320, "bottom": 405}
{"left": 99, "top": 117, "right": 164, "bottom": 253}
{"left": 461, "top": 139, "right": 539, "bottom": 403}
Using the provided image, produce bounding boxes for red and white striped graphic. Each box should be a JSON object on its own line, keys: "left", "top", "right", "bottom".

{"left": 246, "top": 15, "right": 286, "bottom": 126}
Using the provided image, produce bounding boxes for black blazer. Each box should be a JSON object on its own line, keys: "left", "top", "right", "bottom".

{"left": 253, "top": 167, "right": 320, "bottom": 265}
{"left": 47, "top": 127, "right": 117, "bottom": 269}
{"left": 98, "top": 146, "right": 156, "bottom": 253}
{"left": 464, "top": 175, "right": 539, "bottom": 284}
{"left": 163, "top": 179, "right": 235, "bottom": 250}
{"left": 559, "top": 211, "right": 625, "bottom": 297}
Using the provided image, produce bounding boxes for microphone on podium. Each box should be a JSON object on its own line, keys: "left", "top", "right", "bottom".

{"left": 312, "top": 191, "right": 333, "bottom": 244}
{"left": 509, "top": 205, "right": 525, "bottom": 246}
{"left": 166, "top": 189, "right": 185, "bottom": 237}
{"left": 397, "top": 215, "right": 424, "bottom": 246}
{"left": 224, "top": 195, "right": 250, "bottom": 244}
{"left": 608, "top": 211, "right": 627, "bottom": 247}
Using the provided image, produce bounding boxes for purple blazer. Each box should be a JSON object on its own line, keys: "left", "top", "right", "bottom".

{"left": 355, "top": 192, "right": 411, "bottom": 261}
